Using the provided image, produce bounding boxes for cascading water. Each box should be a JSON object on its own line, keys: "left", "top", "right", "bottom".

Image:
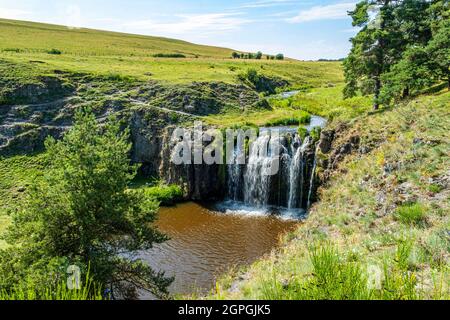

{"left": 227, "top": 127, "right": 319, "bottom": 211}
{"left": 287, "top": 136, "right": 311, "bottom": 209}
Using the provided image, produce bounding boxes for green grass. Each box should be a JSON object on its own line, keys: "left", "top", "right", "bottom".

{"left": 394, "top": 203, "right": 427, "bottom": 226}
{"left": 208, "top": 90, "right": 450, "bottom": 300}
{"left": 0, "top": 154, "right": 46, "bottom": 211}
{"left": 282, "top": 85, "right": 373, "bottom": 122}
{"left": 203, "top": 85, "right": 372, "bottom": 129}
{"left": 0, "top": 18, "right": 343, "bottom": 86}
{"left": 0, "top": 272, "right": 104, "bottom": 300}
{"left": 0, "top": 154, "right": 47, "bottom": 249}
{"left": 264, "top": 111, "right": 311, "bottom": 127}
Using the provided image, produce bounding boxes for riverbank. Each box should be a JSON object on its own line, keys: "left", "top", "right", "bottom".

{"left": 208, "top": 90, "right": 450, "bottom": 300}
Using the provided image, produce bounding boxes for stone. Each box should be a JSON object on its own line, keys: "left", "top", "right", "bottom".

{"left": 318, "top": 130, "right": 335, "bottom": 154}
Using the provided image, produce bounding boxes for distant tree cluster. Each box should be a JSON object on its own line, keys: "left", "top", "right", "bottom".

{"left": 153, "top": 53, "right": 186, "bottom": 58}
{"left": 318, "top": 58, "right": 345, "bottom": 62}
{"left": 344, "top": 0, "right": 449, "bottom": 109}
{"left": 232, "top": 51, "right": 284, "bottom": 60}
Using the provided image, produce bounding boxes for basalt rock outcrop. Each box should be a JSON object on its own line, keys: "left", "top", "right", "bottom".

{"left": 158, "top": 126, "right": 223, "bottom": 200}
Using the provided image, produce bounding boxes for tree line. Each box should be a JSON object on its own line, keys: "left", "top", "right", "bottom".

{"left": 232, "top": 51, "right": 285, "bottom": 60}
{"left": 344, "top": 0, "right": 449, "bottom": 109}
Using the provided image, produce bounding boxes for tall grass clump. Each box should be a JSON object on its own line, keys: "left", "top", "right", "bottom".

{"left": 297, "top": 245, "right": 371, "bottom": 300}
{"left": 0, "top": 271, "right": 104, "bottom": 300}
{"left": 394, "top": 203, "right": 427, "bottom": 226}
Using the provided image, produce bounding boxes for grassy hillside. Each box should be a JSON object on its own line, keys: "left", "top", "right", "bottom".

{"left": 204, "top": 84, "right": 373, "bottom": 128}
{"left": 0, "top": 154, "right": 47, "bottom": 249}
{"left": 210, "top": 90, "right": 450, "bottom": 300}
{"left": 0, "top": 19, "right": 343, "bottom": 85}
{"left": 0, "top": 19, "right": 235, "bottom": 58}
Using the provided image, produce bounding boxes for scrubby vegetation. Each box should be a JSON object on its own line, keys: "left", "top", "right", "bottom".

{"left": 0, "top": 270, "right": 103, "bottom": 300}
{"left": 264, "top": 111, "right": 311, "bottom": 127}
{"left": 153, "top": 53, "right": 186, "bottom": 58}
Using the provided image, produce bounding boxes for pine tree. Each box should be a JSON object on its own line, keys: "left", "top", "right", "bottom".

{"left": 0, "top": 109, "right": 172, "bottom": 299}
{"left": 344, "top": 0, "right": 399, "bottom": 110}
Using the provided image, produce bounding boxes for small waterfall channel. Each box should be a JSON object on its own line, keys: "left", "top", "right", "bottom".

{"left": 226, "top": 119, "right": 325, "bottom": 212}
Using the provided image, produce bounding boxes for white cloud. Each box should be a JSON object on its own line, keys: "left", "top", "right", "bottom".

{"left": 240, "top": 0, "right": 297, "bottom": 9}
{"left": 287, "top": 2, "right": 356, "bottom": 23}
{"left": 0, "top": 7, "right": 31, "bottom": 20}
{"left": 122, "top": 13, "right": 252, "bottom": 36}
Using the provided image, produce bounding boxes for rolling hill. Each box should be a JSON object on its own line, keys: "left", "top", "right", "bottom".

{"left": 0, "top": 18, "right": 343, "bottom": 85}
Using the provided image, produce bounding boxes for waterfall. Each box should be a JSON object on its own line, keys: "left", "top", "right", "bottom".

{"left": 243, "top": 133, "right": 273, "bottom": 207}
{"left": 227, "top": 141, "right": 242, "bottom": 201}
{"left": 287, "top": 137, "right": 311, "bottom": 209}
{"left": 307, "top": 151, "right": 318, "bottom": 209}
{"left": 226, "top": 128, "right": 318, "bottom": 211}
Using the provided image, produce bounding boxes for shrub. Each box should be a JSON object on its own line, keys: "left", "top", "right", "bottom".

{"left": 143, "top": 184, "right": 183, "bottom": 206}
{"left": 104, "top": 72, "right": 133, "bottom": 82}
{"left": 3, "top": 48, "right": 23, "bottom": 53}
{"left": 394, "top": 203, "right": 427, "bottom": 226}
{"left": 265, "top": 112, "right": 311, "bottom": 127}
{"left": 310, "top": 126, "right": 322, "bottom": 142}
{"left": 275, "top": 53, "right": 284, "bottom": 60}
{"left": 297, "top": 127, "right": 308, "bottom": 140}
{"left": 153, "top": 53, "right": 186, "bottom": 58}
{"left": 47, "top": 49, "right": 62, "bottom": 55}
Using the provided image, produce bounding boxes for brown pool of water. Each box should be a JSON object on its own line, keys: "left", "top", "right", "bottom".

{"left": 139, "top": 202, "right": 299, "bottom": 297}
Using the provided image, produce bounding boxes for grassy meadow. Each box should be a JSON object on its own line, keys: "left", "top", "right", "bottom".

{"left": 0, "top": 19, "right": 342, "bottom": 85}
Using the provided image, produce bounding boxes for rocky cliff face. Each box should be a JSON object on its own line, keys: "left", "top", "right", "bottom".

{"left": 315, "top": 124, "right": 361, "bottom": 186}
{"left": 1, "top": 69, "right": 304, "bottom": 203}
{"left": 157, "top": 126, "right": 224, "bottom": 201}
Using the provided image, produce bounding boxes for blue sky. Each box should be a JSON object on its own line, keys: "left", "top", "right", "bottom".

{"left": 0, "top": 0, "right": 360, "bottom": 60}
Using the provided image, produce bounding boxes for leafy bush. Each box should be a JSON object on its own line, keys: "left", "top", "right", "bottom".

{"left": 3, "top": 48, "right": 23, "bottom": 53}
{"left": 47, "top": 49, "right": 62, "bottom": 55}
{"left": 238, "top": 68, "right": 288, "bottom": 94}
{"left": 265, "top": 112, "right": 311, "bottom": 127}
{"left": 297, "top": 127, "right": 308, "bottom": 140}
{"left": 394, "top": 203, "right": 427, "bottom": 226}
{"left": 103, "top": 72, "right": 133, "bottom": 82}
{"left": 153, "top": 53, "right": 186, "bottom": 58}
{"left": 310, "top": 126, "right": 322, "bottom": 142}
{"left": 143, "top": 184, "right": 183, "bottom": 206}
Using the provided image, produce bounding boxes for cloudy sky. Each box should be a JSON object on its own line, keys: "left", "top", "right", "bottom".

{"left": 0, "top": 0, "right": 360, "bottom": 60}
